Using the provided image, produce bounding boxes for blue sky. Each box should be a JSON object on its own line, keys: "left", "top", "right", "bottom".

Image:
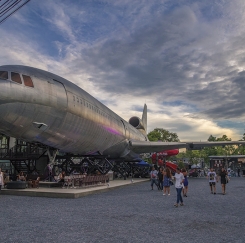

{"left": 1, "top": 0, "right": 245, "bottom": 141}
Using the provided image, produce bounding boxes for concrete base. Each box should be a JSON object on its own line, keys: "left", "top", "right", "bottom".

{"left": 39, "top": 181, "right": 63, "bottom": 188}
{"left": 1, "top": 178, "right": 149, "bottom": 198}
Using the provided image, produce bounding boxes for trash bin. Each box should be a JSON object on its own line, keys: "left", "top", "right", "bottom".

{"left": 107, "top": 171, "right": 114, "bottom": 181}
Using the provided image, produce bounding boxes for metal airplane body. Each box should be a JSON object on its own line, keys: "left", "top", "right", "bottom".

{"left": 1, "top": 65, "right": 245, "bottom": 161}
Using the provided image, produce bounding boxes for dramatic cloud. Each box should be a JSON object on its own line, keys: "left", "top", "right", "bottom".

{"left": 1, "top": 0, "right": 245, "bottom": 141}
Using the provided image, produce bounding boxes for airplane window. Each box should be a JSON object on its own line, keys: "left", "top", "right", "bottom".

{"left": 73, "top": 96, "right": 75, "bottom": 101}
{"left": 80, "top": 99, "right": 82, "bottom": 104}
{"left": 22, "top": 75, "right": 34, "bottom": 87}
{"left": 11, "top": 72, "right": 22, "bottom": 84}
{"left": 0, "top": 71, "right": 8, "bottom": 79}
{"left": 77, "top": 97, "right": 79, "bottom": 103}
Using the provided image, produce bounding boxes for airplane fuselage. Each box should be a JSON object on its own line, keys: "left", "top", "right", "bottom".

{"left": 0, "top": 65, "right": 147, "bottom": 159}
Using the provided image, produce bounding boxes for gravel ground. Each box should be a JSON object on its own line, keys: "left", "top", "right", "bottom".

{"left": 1, "top": 177, "right": 245, "bottom": 243}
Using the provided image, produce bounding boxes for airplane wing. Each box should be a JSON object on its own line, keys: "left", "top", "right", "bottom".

{"left": 129, "top": 140, "right": 245, "bottom": 154}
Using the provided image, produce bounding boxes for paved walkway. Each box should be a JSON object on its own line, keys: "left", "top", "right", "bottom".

{"left": 1, "top": 177, "right": 245, "bottom": 243}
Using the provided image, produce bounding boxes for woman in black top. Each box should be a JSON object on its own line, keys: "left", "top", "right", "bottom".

{"left": 158, "top": 167, "right": 164, "bottom": 191}
{"left": 219, "top": 167, "right": 229, "bottom": 195}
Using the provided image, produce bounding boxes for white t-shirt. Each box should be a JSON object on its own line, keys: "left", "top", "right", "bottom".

{"left": 207, "top": 171, "right": 216, "bottom": 182}
{"left": 150, "top": 170, "right": 158, "bottom": 179}
{"left": 0, "top": 172, "right": 4, "bottom": 186}
{"left": 174, "top": 172, "right": 184, "bottom": 188}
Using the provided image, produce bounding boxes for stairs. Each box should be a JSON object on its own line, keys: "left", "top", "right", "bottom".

{"left": 0, "top": 136, "right": 47, "bottom": 174}
{"left": 0, "top": 140, "right": 47, "bottom": 160}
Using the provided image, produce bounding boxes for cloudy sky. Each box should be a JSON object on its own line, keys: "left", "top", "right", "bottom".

{"left": 1, "top": 0, "right": 245, "bottom": 141}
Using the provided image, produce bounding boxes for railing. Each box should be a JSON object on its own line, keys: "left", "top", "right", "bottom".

{"left": 54, "top": 174, "right": 109, "bottom": 188}
{"left": 0, "top": 143, "right": 47, "bottom": 159}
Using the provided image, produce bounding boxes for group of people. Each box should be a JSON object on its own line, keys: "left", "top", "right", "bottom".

{"left": 150, "top": 165, "right": 231, "bottom": 207}
{"left": 17, "top": 171, "right": 27, "bottom": 181}
{"left": 207, "top": 167, "right": 230, "bottom": 195}
{"left": 150, "top": 166, "right": 189, "bottom": 207}
{"left": 150, "top": 166, "right": 172, "bottom": 195}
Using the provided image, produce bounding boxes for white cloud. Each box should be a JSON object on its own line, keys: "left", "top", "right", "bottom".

{"left": 1, "top": 0, "right": 245, "bottom": 141}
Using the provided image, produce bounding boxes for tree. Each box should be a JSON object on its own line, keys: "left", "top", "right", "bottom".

{"left": 177, "top": 134, "right": 238, "bottom": 168}
{"left": 232, "top": 133, "right": 245, "bottom": 155}
{"left": 208, "top": 135, "right": 216, "bottom": 141}
{"left": 177, "top": 161, "right": 185, "bottom": 169}
{"left": 147, "top": 128, "right": 180, "bottom": 142}
{"left": 207, "top": 134, "right": 235, "bottom": 155}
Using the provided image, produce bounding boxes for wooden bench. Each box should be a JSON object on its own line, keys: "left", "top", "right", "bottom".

{"left": 81, "top": 175, "right": 109, "bottom": 187}
{"left": 51, "top": 175, "right": 109, "bottom": 188}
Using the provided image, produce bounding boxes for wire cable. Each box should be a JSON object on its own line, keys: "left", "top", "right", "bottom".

{"left": 0, "top": 0, "right": 31, "bottom": 25}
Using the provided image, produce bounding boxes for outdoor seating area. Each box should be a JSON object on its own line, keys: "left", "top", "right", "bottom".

{"left": 55, "top": 174, "right": 109, "bottom": 188}
{"left": 4, "top": 173, "right": 109, "bottom": 190}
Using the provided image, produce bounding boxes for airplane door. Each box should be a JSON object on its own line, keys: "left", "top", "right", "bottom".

{"left": 121, "top": 120, "right": 130, "bottom": 138}
{"left": 48, "top": 79, "right": 68, "bottom": 109}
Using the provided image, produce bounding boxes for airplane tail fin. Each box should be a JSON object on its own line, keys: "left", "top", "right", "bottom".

{"left": 142, "top": 104, "right": 147, "bottom": 134}
{"left": 129, "top": 104, "right": 147, "bottom": 136}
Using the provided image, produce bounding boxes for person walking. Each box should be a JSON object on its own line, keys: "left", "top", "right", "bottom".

{"left": 158, "top": 167, "right": 164, "bottom": 191}
{"left": 219, "top": 167, "right": 229, "bottom": 195}
{"left": 227, "top": 168, "right": 231, "bottom": 179}
{"left": 207, "top": 168, "right": 217, "bottom": 194}
{"left": 163, "top": 168, "right": 172, "bottom": 196}
{"left": 237, "top": 168, "right": 240, "bottom": 177}
{"left": 173, "top": 167, "right": 185, "bottom": 207}
{"left": 0, "top": 168, "right": 4, "bottom": 190}
{"left": 181, "top": 168, "right": 188, "bottom": 197}
{"left": 150, "top": 166, "right": 159, "bottom": 190}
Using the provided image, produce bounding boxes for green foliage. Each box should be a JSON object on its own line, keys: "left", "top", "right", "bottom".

{"left": 147, "top": 128, "right": 180, "bottom": 142}
{"left": 177, "top": 161, "right": 185, "bottom": 169}
{"left": 233, "top": 133, "right": 245, "bottom": 154}
{"left": 177, "top": 134, "right": 243, "bottom": 166}
{"left": 144, "top": 157, "right": 152, "bottom": 164}
{"left": 148, "top": 129, "right": 245, "bottom": 167}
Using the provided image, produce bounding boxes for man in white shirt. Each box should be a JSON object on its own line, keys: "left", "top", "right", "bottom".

{"left": 174, "top": 168, "right": 185, "bottom": 207}
{"left": 0, "top": 168, "right": 4, "bottom": 190}
{"left": 207, "top": 168, "right": 217, "bottom": 194}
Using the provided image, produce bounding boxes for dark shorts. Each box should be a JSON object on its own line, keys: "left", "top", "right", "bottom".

{"left": 184, "top": 180, "right": 188, "bottom": 187}
{"left": 209, "top": 182, "right": 216, "bottom": 186}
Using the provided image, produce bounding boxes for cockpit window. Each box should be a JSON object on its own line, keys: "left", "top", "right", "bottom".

{"left": 22, "top": 75, "right": 34, "bottom": 87}
{"left": 11, "top": 72, "right": 22, "bottom": 84}
{"left": 0, "top": 71, "right": 8, "bottom": 79}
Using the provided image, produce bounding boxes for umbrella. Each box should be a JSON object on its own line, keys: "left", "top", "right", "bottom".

{"left": 191, "top": 164, "right": 201, "bottom": 169}
{"left": 134, "top": 160, "right": 151, "bottom": 167}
